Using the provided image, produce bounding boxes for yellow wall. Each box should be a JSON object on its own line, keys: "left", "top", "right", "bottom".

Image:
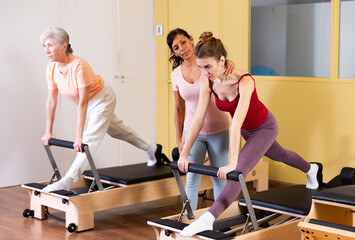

{"left": 257, "top": 77, "right": 355, "bottom": 183}
{"left": 155, "top": 0, "right": 355, "bottom": 184}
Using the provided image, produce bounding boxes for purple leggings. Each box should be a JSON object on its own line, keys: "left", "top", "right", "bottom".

{"left": 208, "top": 111, "right": 310, "bottom": 218}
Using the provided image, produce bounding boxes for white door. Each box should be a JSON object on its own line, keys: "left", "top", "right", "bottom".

{"left": 115, "top": 0, "right": 156, "bottom": 166}
{"left": 62, "top": 0, "right": 156, "bottom": 170}
{"left": 74, "top": 0, "right": 155, "bottom": 168}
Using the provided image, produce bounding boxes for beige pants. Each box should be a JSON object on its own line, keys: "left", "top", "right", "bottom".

{"left": 66, "top": 83, "right": 150, "bottom": 181}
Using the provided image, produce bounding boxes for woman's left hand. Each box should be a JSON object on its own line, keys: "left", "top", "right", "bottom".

{"left": 224, "top": 59, "right": 235, "bottom": 76}
{"left": 73, "top": 136, "right": 83, "bottom": 152}
{"left": 217, "top": 163, "right": 237, "bottom": 181}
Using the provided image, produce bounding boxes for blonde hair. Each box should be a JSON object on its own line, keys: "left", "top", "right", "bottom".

{"left": 194, "top": 32, "right": 226, "bottom": 61}
{"left": 40, "top": 27, "right": 73, "bottom": 54}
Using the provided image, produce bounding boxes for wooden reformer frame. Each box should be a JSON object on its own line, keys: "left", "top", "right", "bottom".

{"left": 298, "top": 185, "right": 355, "bottom": 240}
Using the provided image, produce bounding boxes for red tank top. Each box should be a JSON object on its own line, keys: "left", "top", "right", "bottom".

{"left": 209, "top": 74, "right": 268, "bottom": 130}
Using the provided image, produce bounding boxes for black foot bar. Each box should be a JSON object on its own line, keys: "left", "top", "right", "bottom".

{"left": 170, "top": 161, "right": 259, "bottom": 232}
{"left": 45, "top": 138, "right": 103, "bottom": 192}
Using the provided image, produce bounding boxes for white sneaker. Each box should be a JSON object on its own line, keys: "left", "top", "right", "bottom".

{"left": 146, "top": 143, "right": 157, "bottom": 166}
{"left": 42, "top": 176, "right": 72, "bottom": 193}
{"left": 306, "top": 163, "right": 319, "bottom": 189}
{"left": 180, "top": 212, "right": 215, "bottom": 237}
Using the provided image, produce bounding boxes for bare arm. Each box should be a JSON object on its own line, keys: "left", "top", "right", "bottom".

{"left": 174, "top": 91, "right": 186, "bottom": 153}
{"left": 217, "top": 76, "right": 255, "bottom": 180}
{"left": 41, "top": 89, "right": 58, "bottom": 145}
{"left": 178, "top": 77, "right": 211, "bottom": 173}
{"left": 73, "top": 86, "right": 90, "bottom": 152}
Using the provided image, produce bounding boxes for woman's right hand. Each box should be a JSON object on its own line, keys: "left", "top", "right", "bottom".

{"left": 178, "top": 156, "right": 192, "bottom": 173}
{"left": 41, "top": 133, "right": 55, "bottom": 146}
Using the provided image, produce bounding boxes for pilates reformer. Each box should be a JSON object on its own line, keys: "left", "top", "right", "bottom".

{"left": 21, "top": 139, "right": 268, "bottom": 233}
{"left": 21, "top": 138, "right": 196, "bottom": 232}
{"left": 148, "top": 162, "right": 355, "bottom": 240}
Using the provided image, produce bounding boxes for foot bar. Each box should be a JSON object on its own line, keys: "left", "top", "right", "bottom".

{"left": 46, "top": 138, "right": 103, "bottom": 191}
{"left": 170, "top": 161, "right": 241, "bottom": 181}
{"left": 170, "top": 161, "right": 259, "bottom": 232}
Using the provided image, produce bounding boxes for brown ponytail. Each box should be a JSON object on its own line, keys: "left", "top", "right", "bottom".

{"left": 199, "top": 32, "right": 214, "bottom": 42}
{"left": 194, "top": 31, "right": 227, "bottom": 61}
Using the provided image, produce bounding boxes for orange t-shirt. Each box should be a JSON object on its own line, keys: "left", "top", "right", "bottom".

{"left": 46, "top": 55, "right": 104, "bottom": 105}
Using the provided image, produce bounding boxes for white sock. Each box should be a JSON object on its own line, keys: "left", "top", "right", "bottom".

{"left": 146, "top": 143, "right": 157, "bottom": 166}
{"left": 306, "top": 163, "right": 319, "bottom": 189}
{"left": 42, "top": 176, "right": 73, "bottom": 193}
{"left": 180, "top": 212, "right": 215, "bottom": 237}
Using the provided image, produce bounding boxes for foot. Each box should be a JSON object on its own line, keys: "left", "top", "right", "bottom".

{"left": 180, "top": 212, "right": 215, "bottom": 237}
{"left": 146, "top": 143, "right": 157, "bottom": 166}
{"left": 42, "top": 176, "right": 72, "bottom": 193}
{"left": 306, "top": 163, "right": 321, "bottom": 189}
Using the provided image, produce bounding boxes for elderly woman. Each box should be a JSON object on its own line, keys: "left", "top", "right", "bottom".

{"left": 40, "top": 27, "right": 157, "bottom": 192}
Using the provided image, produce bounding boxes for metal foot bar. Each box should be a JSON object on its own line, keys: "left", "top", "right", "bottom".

{"left": 172, "top": 169, "right": 194, "bottom": 220}
{"left": 46, "top": 138, "right": 103, "bottom": 192}
{"left": 44, "top": 145, "right": 62, "bottom": 183}
{"left": 170, "top": 161, "right": 259, "bottom": 232}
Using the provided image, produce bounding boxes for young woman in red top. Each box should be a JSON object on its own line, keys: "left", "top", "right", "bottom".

{"left": 177, "top": 32, "right": 321, "bottom": 236}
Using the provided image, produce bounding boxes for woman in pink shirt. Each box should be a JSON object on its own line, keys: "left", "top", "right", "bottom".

{"left": 167, "top": 28, "right": 231, "bottom": 210}
{"left": 40, "top": 27, "right": 157, "bottom": 192}
{"left": 178, "top": 32, "right": 322, "bottom": 236}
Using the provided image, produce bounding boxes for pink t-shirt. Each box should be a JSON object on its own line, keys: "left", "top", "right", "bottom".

{"left": 46, "top": 55, "right": 104, "bottom": 105}
{"left": 171, "top": 66, "right": 229, "bottom": 135}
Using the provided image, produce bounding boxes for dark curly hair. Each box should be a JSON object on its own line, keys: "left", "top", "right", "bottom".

{"left": 166, "top": 28, "right": 191, "bottom": 70}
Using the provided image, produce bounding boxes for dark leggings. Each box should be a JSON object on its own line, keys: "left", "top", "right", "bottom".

{"left": 208, "top": 111, "right": 310, "bottom": 218}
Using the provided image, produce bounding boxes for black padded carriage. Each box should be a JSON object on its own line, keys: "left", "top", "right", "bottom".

{"left": 83, "top": 163, "right": 174, "bottom": 185}
{"left": 239, "top": 166, "right": 355, "bottom": 217}
{"left": 312, "top": 185, "right": 355, "bottom": 207}
{"left": 239, "top": 185, "right": 322, "bottom": 216}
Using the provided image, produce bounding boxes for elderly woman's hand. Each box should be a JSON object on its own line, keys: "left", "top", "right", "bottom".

{"left": 41, "top": 133, "right": 55, "bottom": 146}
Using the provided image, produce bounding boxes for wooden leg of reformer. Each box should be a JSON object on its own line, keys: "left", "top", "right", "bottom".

{"left": 64, "top": 199, "right": 94, "bottom": 232}
{"left": 28, "top": 190, "right": 46, "bottom": 220}
{"left": 66, "top": 210, "right": 94, "bottom": 232}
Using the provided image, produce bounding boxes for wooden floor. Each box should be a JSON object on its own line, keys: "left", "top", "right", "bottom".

{"left": 0, "top": 181, "right": 283, "bottom": 240}
{"left": 0, "top": 185, "right": 216, "bottom": 240}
